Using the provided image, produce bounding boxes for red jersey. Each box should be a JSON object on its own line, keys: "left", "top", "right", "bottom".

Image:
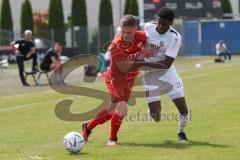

{"left": 107, "top": 31, "right": 147, "bottom": 80}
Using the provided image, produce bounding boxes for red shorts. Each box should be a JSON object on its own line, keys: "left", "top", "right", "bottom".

{"left": 105, "top": 73, "right": 135, "bottom": 103}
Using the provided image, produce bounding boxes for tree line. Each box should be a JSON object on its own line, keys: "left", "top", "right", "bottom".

{"left": 0, "top": 0, "right": 139, "bottom": 53}
{"left": 0, "top": 0, "right": 232, "bottom": 51}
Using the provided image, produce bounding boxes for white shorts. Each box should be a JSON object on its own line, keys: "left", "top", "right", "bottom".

{"left": 143, "top": 65, "right": 184, "bottom": 103}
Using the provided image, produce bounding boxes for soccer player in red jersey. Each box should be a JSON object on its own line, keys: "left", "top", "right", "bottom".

{"left": 82, "top": 15, "right": 154, "bottom": 146}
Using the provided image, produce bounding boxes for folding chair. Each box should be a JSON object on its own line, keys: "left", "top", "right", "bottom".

{"left": 37, "top": 70, "right": 51, "bottom": 84}
{"left": 24, "top": 71, "right": 38, "bottom": 85}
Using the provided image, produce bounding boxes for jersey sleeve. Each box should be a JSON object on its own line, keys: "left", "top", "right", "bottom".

{"left": 165, "top": 35, "right": 182, "bottom": 59}
{"left": 144, "top": 22, "right": 157, "bottom": 37}
{"left": 144, "top": 22, "right": 152, "bottom": 38}
{"left": 31, "top": 41, "right": 35, "bottom": 47}
{"left": 139, "top": 31, "right": 147, "bottom": 49}
{"left": 46, "top": 49, "right": 55, "bottom": 58}
{"left": 14, "top": 40, "right": 20, "bottom": 44}
{"left": 49, "top": 51, "right": 55, "bottom": 58}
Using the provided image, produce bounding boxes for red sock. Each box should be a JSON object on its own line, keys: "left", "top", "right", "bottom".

{"left": 87, "top": 109, "right": 112, "bottom": 130}
{"left": 110, "top": 112, "right": 124, "bottom": 139}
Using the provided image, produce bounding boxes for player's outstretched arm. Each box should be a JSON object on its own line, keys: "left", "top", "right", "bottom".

{"left": 135, "top": 47, "right": 157, "bottom": 61}
{"left": 116, "top": 48, "right": 157, "bottom": 73}
{"left": 113, "top": 52, "right": 138, "bottom": 73}
{"left": 130, "top": 55, "right": 174, "bottom": 71}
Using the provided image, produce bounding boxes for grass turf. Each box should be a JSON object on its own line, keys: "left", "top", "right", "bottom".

{"left": 0, "top": 57, "right": 240, "bottom": 160}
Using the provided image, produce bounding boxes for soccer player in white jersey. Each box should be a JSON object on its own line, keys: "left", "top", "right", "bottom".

{"left": 142, "top": 7, "right": 189, "bottom": 141}
{"left": 116, "top": 8, "right": 189, "bottom": 141}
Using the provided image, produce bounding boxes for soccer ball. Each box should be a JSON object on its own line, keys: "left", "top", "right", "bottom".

{"left": 63, "top": 132, "right": 85, "bottom": 153}
{"left": 195, "top": 63, "right": 202, "bottom": 68}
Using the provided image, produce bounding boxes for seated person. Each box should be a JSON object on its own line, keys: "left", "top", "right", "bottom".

{"left": 40, "top": 43, "right": 62, "bottom": 71}
{"left": 40, "top": 42, "right": 64, "bottom": 83}
{"left": 215, "top": 40, "right": 231, "bottom": 62}
{"left": 11, "top": 30, "right": 38, "bottom": 86}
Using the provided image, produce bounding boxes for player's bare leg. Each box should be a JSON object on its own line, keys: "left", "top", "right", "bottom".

{"left": 172, "top": 97, "right": 189, "bottom": 142}
{"left": 148, "top": 101, "right": 161, "bottom": 122}
{"left": 108, "top": 101, "right": 128, "bottom": 146}
{"left": 82, "top": 102, "right": 117, "bottom": 142}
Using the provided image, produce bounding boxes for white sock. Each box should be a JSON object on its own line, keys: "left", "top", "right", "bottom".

{"left": 178, "top": 113, "right": 188, "bottom": 133}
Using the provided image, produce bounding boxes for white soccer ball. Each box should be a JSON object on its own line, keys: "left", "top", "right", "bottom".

{"left": 63, "top": 132, "right": 85, "bottom": 153}
{"left": 195, "top": 63, "right": 202, "bottom": 68}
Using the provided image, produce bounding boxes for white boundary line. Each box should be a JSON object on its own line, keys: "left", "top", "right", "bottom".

{"left": 0, "top": 99, "right": 59, "bottom": 113}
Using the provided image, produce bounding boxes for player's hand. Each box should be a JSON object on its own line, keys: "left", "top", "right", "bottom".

{"left": 15, "top": 50, "right": 20, "bottom": 56}
{"left": 136, "top": 52, "right": 145, "bottom": 61}
{"left": 26, "top": 52, "right": 32, "bottom": 58}
{"left": 142, "top": 47, "right": 157, "bottom": 58}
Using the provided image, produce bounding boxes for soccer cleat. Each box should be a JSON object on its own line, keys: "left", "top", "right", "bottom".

{"left": 107, "top": 138, "right": 118, "bottom": 146}
{"left": 178, "top": 132, "right": 188, "bottom": 142}
{"left": 82, "top": 122, "right": 91, "bottom": 142}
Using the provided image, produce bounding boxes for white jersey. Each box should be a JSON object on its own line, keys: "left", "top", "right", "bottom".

{"left": 215, "top": 42, "right": 227, "bottom": 55}
{"left": 143, "top": 22, "right": 184, "bottom": 102}
{"left": 145, "top": 22, "right": 182, "bottom": 62}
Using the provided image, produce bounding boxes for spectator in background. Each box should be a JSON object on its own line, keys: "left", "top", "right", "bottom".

{"left": 40, "top": 42, "right": 64, "bottom": 83}
{"left": 11, "top": 30, "right": 38, "bottom": 86}
{"left": 215, "top": 40, "right": 231, "bottom": 62}
{"left": 40, "top": 42, "right": 62, "bottom": 71}
{"left": 97, "top": 51, "right": 107, "bottom": 73}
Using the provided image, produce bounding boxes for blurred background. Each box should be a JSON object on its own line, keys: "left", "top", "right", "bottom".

{"left": 0, "top": 0, "right": 239, "bottom": 62}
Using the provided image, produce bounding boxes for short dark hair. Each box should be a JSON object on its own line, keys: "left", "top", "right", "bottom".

{"left": 158, "top": 7, "right": 175, "bottom": 22}
{"left": 55, "top": 42, "right": 63, "bottom": 46}
{"left": 120, "top": 15, "right": 137, "bottom": 27}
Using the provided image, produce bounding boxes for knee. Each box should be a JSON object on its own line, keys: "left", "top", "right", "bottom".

{"left": 179, "top": 109, "right": 188, "bottom": 116}
{"left": 115, "top": 101, "right": 128, "bottom": 117}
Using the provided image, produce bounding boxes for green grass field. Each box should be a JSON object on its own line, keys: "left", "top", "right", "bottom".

{"left": 1, "top": 57, "right": 240, "bottom": 160}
